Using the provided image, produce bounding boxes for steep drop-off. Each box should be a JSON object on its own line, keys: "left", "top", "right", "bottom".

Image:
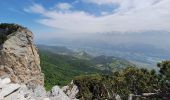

{"left": 0, "top": 23, "right": 44, "bottom": 87}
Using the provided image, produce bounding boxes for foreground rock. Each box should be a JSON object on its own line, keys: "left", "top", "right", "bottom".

{"left": 62, "top": 81, "right": 79, "bottom": 100}
{"left": 0, "top": 24, "right": 79, "bottom": 100}
{"left": 49, "top": 86, "right": 70, "bottom": 100}
{"left": 0, "top": 77, "right": 79, "bottom": 100}
{"left": 0, "top": 23, "right": 44, "bottom": 87}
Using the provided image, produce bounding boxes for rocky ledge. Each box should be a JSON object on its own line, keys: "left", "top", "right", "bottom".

{"left": 0, "top": 77, "right": 79, "bottom": 100}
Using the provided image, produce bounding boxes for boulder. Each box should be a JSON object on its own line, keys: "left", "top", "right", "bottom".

{"left": 0, "top": 83, "right": 20, "bottom": 97}
{"left": 0, "top": 77, "right": 11, "bottom": 88}
{"left": 50, "top": 86, "right": 70, "bottom": 100}
{"left": 43, "top": 98, "right": 50, "bottom": 100}
{"left": 32, "top": 85, "right": 47, "bottom": 99}
{"left": 62, "top": 81, "right": 79, "bottom": 100}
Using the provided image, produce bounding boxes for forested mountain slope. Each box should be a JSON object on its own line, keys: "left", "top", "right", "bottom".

{"left": 39, "top": 46, "right": 134, "bottom": 90}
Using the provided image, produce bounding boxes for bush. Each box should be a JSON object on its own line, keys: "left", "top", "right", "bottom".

{"left": 0, "top": 23, "right": 25, "bottom": 44}
{"left": 73, "top": 66, "right": 167, "bottom": 99}
{"left": 74, "top": 74, "right": 109, "bottom": 100}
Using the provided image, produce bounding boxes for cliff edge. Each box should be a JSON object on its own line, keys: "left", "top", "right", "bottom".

{"left": 0, "top": 23, "right": 44, "bottom": 87}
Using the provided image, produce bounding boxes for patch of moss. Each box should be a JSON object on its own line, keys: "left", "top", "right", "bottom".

{"left": 0, "top": 23, "right": 26, "bottom": 44}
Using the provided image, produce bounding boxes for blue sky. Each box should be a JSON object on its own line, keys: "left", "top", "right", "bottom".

{"left": 0, "top": 0, "right": 116, "bottom": 28}
{"left": 1, "top": 0, "right": 170, "bottom": 33}
{"left": 0, "top": 0, "right": 170, "bottom": 48}
{"left": 0, "top": 0, "right": 118, "bottom": 38}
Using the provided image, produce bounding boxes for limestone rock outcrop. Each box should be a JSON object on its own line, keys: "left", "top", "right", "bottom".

{"left": 0, "top": 24, "right": 44, "bottom": 87}
{"left": 62, "top": 81, "right": 79, "bottom": 100}
{"left": 49, "top": 86, "right": 70, "bottom": 100}
{"left": 0, "top": 24, "right": 80, "bottom": 100}
{"left": 0, "top": 77, "right": 79, "bottom": 100}
{"left": 0, "top": 77, "right": 47, "bottom": 100}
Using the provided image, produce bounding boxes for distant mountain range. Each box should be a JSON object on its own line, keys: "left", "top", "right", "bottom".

{"left": 37, "top": 31, "right": 170, "bottom": 70}
{"left": 38, "top": 42, "right": 170, "bottom": 70}
{"left": 38, "top": 45, "right": 134, "bottom": 72}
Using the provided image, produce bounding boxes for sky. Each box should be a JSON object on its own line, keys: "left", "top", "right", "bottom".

{"left": 0, "top": 0, "right": 170, "bottom": 49}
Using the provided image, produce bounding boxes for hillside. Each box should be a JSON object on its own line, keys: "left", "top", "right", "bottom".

{"left": 92, "top": 55, "right": 134, "bottom": 72}
{"left": 39, "top": 46, "right": 134, "bottom": 90}
{"left": 38, "top": 45, "right": 75, "bottom": 55}
{"left": 73, "top": 61, "right": 170, "bottom": 100}
{"left": 40, "top": 50, "right": 102, "bottom": 90}
{"left": 42, "top": 39, "right": 170, "bottom": 70}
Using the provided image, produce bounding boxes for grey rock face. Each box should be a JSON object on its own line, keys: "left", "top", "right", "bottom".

{"left": 0, "top": 27, "right": 44, "bottom": 87}
{"left": 50, "top": 86, "right": 70, "bottom": 100}
{"left": 32, "top": 85, "right": 47, "bottom": 99}
{"left": 62, "top": 81, "right": 79, "bottom": 100}
{"left": 0, "top": 77, "right": 79, "bottom": 100}
{"left": 0, "top": 24, "right": 79, "bottom": 100}
{"left": 0, "top": 83, "right": 20, "bottom": 97}
{"left": 0, "top": 77, "right": 11, "bottom": 88}
{"left": 0, "top": 77, "right": 47, "bottom": 100}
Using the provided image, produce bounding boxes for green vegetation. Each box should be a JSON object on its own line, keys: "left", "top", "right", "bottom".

{"left": 157, "top": 61, "right": 170, "bottom": 92}
{"left": 40, "top": 51, "right": 103, "bottom": 90}
{"left": 40, "top": 50, "right": 133, "bottom": 90}
{"left": 40, "top": 48, "right": 134, "bottom": 90}
{"left": 158, "top": 61, "right": 170, "bottom": 81}
{"left": 111, "top": 67, "right": 161, "bottom": 99}
{"left": 74, "top": 74, "right": 109, "bottom": 100}
{"left": 39, "top": 45, "right": 170, "bottom": 99}
{"left": 92, "top": 55, "right": 133, "bottom": 73}
{"left": 74, "top": 51, "right": 92, "bottom": 60}
{"left": 0, "top": 34, "right": 7, "bottom": 45}
{"left": 74, "top": 61, "right": 170, "bottom": 100}
{"left": 0, "top": 23, "right": 25, "bottom": 44}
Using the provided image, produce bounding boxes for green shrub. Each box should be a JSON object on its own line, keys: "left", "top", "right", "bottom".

{"left": 73, "top": 66, "right": 167, "bottom": 100}
{"left": 0, "top": 23, "right": 25, "bottom": 44}
{"left": 74, "top": 74, "right": 109, "bottom": 100}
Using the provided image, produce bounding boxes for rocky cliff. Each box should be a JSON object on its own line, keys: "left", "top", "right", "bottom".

{"left": 0, "top": 23, "right": 79, "bottom": 100}
{"left": 0, "top": 23, "right": 44, "bottom": 87}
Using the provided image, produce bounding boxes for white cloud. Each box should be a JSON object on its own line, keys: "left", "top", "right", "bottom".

{"left": 25, "top": 0, "right": 170, "bottom": 34}
{"left": 82, "top": 0, "right": 123, "bottom": 5}
{"left": 54, "top": 3, "right": 72, "bottom": 10}
{"left": 101, "top": 11, "right": 109, "bottom": 15}
{"left": 24, "top": 3, "right": 45, "bottom": 14}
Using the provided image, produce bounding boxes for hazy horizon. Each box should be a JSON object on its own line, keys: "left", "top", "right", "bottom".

{"left": 1, "top": 0, "right": 170, "bottom": 51}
